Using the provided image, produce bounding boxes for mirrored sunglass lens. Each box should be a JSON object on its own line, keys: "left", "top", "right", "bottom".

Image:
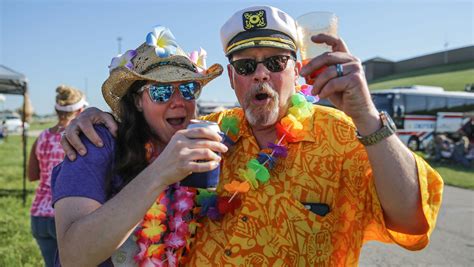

{"left": 234, "top": 59, "right": 256, "bottom": 75}
{"left": 265, "top": 56, "right": 287, "bottom": 72}
{"left": 149, "top": 84, "right": 173, "bottom": 102}
{"left": 179, "top": 82, "right": 200, "bottom": 100}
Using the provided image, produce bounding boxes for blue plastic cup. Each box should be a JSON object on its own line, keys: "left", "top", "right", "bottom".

{"left": 180, "top": 120, "right": 221, "bottom": 189}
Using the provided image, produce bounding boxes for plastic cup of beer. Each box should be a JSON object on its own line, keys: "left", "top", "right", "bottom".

{"left": 180, "top": 119, "right": 221, "bottom": 189}
{"left": 296, "top": 11, "right": 338, "bottom": 85}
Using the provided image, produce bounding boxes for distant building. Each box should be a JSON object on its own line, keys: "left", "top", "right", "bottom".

{"left": 197, "top": 100, "right": 239, "bottom": 116}
{"left": 363, "top": 45, "right": 474, "bottom": 82}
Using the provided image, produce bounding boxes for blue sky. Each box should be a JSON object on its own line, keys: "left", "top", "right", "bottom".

{"left": 1, "top": 0, "right": 473, "bottom": 115}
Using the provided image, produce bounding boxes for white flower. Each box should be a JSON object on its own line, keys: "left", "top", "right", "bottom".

{"left": 146, "top": 26, "right": 178, "bottom": 58}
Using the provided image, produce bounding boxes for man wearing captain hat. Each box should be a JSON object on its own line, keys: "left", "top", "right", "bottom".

{"left": 186, "top": 6, "right": 443, "bottom": 265}
{"left": 61, "top": 5, "right": 443, "bottom": 265}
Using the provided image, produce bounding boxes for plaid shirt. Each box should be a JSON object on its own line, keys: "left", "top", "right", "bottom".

{"left": 31, "top": 129, "right": 64, "bottom": 217}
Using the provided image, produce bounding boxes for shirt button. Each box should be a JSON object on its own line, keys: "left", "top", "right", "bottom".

{"left": 241, "top": 216, "right": 248, "bottom": 222}
{"left": 224, "top": 249, "right": 232, "bottom": 256}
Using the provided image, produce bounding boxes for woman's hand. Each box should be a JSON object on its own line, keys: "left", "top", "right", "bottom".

{"left": 149, "top": 127, "right": 228, "bottom": 186}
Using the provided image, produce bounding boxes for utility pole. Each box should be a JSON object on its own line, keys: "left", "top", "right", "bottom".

{"left": 117, "top": 37, "right": 123, "bottom": 54}
{"left": 443, "top": 35, "right": 449, "bottom": 64}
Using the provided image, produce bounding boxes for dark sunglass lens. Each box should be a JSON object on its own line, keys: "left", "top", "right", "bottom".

{"left": 179, "top": 82, "right": 201, "bottom": 100}
{"left": 233, "top": 59, "right": 256, "bottom": 75}
{"left": 149, "top": 84, "right": 173, "bottom": 102}
{"left": 265, "top": 56, "right": 288, "bottom": 72}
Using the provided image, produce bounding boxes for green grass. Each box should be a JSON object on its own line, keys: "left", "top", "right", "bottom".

{"left": 28, "top": 120, "right": 56, "bottom": 131}
{"left": 0, "top": 135, "right": 42, "bottom": 266}
{"left": 427, "top": 161, "right": 474, "bottom": 189}
{"left": 369, "top": 61, "right": 474, "bottom": 91}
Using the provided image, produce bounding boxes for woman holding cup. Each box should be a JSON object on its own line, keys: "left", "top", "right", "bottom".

{"left": 51, "top": 26, "right": 226, "bottom": 266}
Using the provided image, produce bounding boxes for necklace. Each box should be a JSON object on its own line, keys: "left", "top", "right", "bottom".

{"left": 221, "top": 86, "right": 317, "bottom": 202}
{"left": 134, "top": 86, "right": 317, "bottom": 265}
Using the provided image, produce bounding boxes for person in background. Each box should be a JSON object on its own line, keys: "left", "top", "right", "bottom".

{"left": 59, "top": 6, "right": 444, "bottom": 265}
{"left": 452, "top": 130, "right": 471, "bottom": 167}
{"left": 27, "top": 85, "right": 87, "bottom": 267}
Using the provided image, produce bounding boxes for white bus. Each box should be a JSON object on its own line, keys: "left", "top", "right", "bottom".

{"left": 371, "top": 85, "right": 474, "bottom": 150}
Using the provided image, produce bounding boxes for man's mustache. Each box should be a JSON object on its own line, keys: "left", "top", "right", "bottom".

{"left": 249, "top": 82, "right": 277, "bottom": 98}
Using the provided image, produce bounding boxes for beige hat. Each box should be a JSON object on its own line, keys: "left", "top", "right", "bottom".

{"left": 102, "top": 27, "right": 223, "bottom": 115}
{"left": 220, "top": 5, "right": 298, "bottom": 56}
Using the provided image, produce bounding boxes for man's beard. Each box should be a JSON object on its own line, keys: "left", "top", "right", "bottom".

{"left": 243, "top": 82, "right": 280, "bottom": 127}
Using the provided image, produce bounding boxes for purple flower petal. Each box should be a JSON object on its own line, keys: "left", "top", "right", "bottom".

{"left": 268, "top": 142, "right": 288, "bottom": 158}
{"left": 207, "top": 207, "right": 222, "bottom": 220}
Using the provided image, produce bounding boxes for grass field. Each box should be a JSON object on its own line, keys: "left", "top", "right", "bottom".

{"left": 0, "top": 134, "right": 42, "bottom": 266}
{"left": 1, "top": 120, "right": 473, "bottom": 266}
{"left": 369, "top": 61, "right": 474, "bottom": 91}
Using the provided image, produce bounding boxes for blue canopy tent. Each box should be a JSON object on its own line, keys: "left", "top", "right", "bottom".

{"left": 0, "top": 65, "right": 29, "bottom": 205}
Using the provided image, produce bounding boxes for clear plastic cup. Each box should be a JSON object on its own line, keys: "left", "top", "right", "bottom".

{"left": 296, "top": 11, "right": 338, "bottom": 84}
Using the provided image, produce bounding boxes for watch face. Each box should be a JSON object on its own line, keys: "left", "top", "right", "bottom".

{"left": 382, "top": 111, "right": 397, "bottom": 131}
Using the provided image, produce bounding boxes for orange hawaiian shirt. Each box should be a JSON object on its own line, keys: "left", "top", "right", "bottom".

{"left": 189, "top": 105, "right": 443, "bottom": 266}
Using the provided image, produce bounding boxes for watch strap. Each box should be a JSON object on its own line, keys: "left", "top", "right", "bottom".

{"left": 356, "top": 112, "right": 396, "bottom": 146}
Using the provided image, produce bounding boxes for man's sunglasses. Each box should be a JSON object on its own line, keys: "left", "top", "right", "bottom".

{"left": 138, "top": 81, "right": 202, "bottom": 103}
{"left": 230, "top": 55, "right": 295, "bottom": 76}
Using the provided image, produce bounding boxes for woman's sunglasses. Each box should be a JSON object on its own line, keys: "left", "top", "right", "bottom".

{"left": 139, "top": 81, "right": 202, "bottom": 103}
{"left": 230, "top": 55, "right": 295, "bottom": 76}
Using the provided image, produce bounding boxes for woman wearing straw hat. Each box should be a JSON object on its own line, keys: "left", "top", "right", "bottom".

{"left": 51, "top": 27, "right": 225, "bottom": 266}
{"left": 28, "top": 85, "right": 87, "bottom": 267}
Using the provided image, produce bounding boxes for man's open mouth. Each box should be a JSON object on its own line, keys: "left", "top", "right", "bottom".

{"left": 255, "top": 93, "right": 270, "bottom": 101}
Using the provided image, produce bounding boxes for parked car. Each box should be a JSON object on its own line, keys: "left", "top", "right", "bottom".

{"left": 2, "top": 115, "right": 29, "bottom": 133}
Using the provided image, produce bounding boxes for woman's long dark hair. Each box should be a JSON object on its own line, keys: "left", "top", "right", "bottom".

{"left": 111, "top": 80, "right": 153, "bottom": 192}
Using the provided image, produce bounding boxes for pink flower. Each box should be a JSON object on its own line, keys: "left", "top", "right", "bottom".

{"left": 166, "top": 249, "right": 178, "bottom": 267}
{"left": 174, "top": 187, "right": 195, "bottom": 199}
{"left": 164, "top": 232, "right": 186, "bottom": 249}
{"left": 188, "top": 47, "right": 207, "bottom": 73}
{"left": 139, "top": 257, "right": 166, "bottom": 267}
{"left": 169, "top": 216, "right": 189, "bottom": 235}
{"left": 172, "top": 195, "right": 194, "bottom": 213}
{"left": 134, "top": 240, "right": 149, "bottom": 262}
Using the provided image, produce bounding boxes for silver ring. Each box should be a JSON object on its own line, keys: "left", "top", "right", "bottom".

{"left": 336, "top": 64, "right": 344, "bottom": 77}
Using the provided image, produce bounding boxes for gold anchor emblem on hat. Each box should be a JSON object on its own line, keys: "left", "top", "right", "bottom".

{"left": 243, "top": 10, "right": 267, "bottom": 30}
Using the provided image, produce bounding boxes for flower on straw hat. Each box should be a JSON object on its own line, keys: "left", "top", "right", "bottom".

{"left": 108, "top": 50, "right": 137, "bottom": 73}
{"left": 146, "top": 26, "right": 178, "bottom": 58}
{"left": 102, "top": 26, "right": 223, "bottom": 117}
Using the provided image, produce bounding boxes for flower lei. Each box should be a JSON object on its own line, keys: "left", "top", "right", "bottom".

{"left": 134, "top": 143, "right": 242, "bottom": 266}
{"left": 221, "top": 85, "right": 318, "bottom": 201}
{"left": 134, "top": 143, "right": 198, "bottom": 266}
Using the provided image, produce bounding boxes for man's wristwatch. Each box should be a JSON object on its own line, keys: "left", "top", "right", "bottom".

{"left": 356, "top": 111, "right": 397, "bottom": 146}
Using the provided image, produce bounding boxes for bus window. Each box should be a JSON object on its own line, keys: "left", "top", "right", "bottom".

{"left": 405, "top": 95, "right": 427, "bottom": 114}
{"left": 447, "top": 97, "right": 465, "bottom": 109}
{"left": 427, "top": 96, "right": 447, "bottom": 113}
{"left": 372, "top": 94, "right": 394, "bottom": 116}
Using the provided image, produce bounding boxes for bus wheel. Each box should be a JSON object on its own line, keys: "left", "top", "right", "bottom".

{"left": 407, "top": 136, "right": 420, "bottom": 151}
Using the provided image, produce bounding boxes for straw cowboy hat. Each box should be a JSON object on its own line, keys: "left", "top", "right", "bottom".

{"left": 102, "top": 29, "right": 223, "bottom": 115}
